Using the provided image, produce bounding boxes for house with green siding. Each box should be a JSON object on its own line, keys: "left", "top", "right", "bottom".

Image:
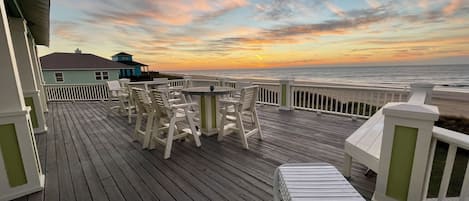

{"left": 40, "top": 51, "right": 133, "bottom": 84}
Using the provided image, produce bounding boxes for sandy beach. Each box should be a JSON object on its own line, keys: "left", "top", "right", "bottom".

{"left": 164, "top": 73, "right": 469, "bottom": 118}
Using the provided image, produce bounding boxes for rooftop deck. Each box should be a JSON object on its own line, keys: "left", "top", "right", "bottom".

{"left": 16, "top": 102, "right": 375, "bottom": 201}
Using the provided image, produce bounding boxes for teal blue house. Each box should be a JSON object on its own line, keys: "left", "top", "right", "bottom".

{"left": 40, "top": 51, "right": 134, "bottom": 84}
{"left": 112, "top": 52, "right": 148, "bottom": 78}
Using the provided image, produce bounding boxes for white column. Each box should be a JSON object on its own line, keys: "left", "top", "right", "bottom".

{"left": 410, "top": 83, "right": 434, "bottom": 104}
{"left": 279, "top": 78, "right": 294, "bottom": 111}
{"left": 183, "top": 75, "right": 193, "bottom": 88}
{"left": 374, "top": 102, "right": 439, "bottom": 201}
{"left": 8, "top": 17, "right": 47, "bottom": 134}
{"left": 28, "top": 37, "right": 48, "bottom": 113}
{"left": 0, "top": 3, "right": 44, "bottom": 200}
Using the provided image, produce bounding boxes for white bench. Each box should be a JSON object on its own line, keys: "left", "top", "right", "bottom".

{"left": 273, "top": 163, "right": 365, "bottom": 201}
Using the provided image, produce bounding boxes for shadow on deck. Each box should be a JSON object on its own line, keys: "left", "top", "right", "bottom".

{"left": 16, "top": 102, "right": 376, "bottom": 201}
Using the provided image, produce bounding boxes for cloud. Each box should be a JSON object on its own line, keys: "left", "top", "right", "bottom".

{"left": 83, "top": 0, "right": 248, "bottom": 26}
{"left": 444, "top": 0, "right": 463, "bottom": 15}
{"left": 365, "top": 0, "right": 381, "bottom": 8}
{"left": 255, "top": 0, "right": 321, "bottom": 20}
{"left": 262, "top": 5, "right": 393, "bottom": 38}
{"left": 52, "top": 21, "right": 87, "bottom": 43}
{"left": 324, "top": 2, "right": 347, "bottom": 18}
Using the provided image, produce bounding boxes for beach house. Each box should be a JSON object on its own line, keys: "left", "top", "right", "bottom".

{"left": 111, "top": 52, "right": 149, "bottom": 78}
{"left": 40, "top": 50, "right": 133, "bottom": 84}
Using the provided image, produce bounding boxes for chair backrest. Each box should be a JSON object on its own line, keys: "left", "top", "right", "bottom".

{"left": 149, "top": 89, "right": 171, "bottom": 116}
{"left": 107, "top": 80, "right": 121, "bottom": 91}
{"left": 119, "top": 78, "right": 130, "bottom": 87}
{"left": 239, "top": 86, "right": 258, "bottom": 111}
{"left": 132, "top": 87, "right": 152, "bottom": 112}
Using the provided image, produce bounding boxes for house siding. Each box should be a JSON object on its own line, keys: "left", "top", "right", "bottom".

{"left": 42, "top": 70, "right": 120, "bottom": 84}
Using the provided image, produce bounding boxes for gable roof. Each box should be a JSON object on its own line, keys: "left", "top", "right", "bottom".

{"left": 40, "top": 52, "right": 134, "bottom": 70}
{"left": 113, "top": 52, "right": 132, "bottom": 57}
{"left": 117, "top": 60, "right": 148, "bottom": 67}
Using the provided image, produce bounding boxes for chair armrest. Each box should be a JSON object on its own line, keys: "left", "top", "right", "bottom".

{"left": 219, "top": 98, "right": 241, "bottom": 105}
{"left": 168, "top": 98, "right": 181, "bottom": 103}
{"left": 170, "top": 102, "right": 198, "bottom": 109}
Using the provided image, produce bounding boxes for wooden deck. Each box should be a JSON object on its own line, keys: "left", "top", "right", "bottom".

{"left": 16, "top": 102, "right": 376, "bottom": 201}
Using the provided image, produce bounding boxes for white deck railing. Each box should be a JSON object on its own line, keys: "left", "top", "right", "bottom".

{"left": 44, "top": 78, "right": 409, "bottom": 118}
{"left": 168, "top": 79, "right": 185, "bottom": 87}
{"left": 45, "top": 84, "right": 109, "bottom": 101}
{"left": 254, "top": 82, "right": 280, "bottom": 106}
{"left": 191, "top": 79, "right": 221, "bottom": 87}
{"left": 292, "top": 84, "right": 408, "bottom": 118}
{"left": 424, "top": 127, "right": 469, "bottom": 200}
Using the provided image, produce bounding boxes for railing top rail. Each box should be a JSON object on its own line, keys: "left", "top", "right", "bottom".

{"left": 291, "top": 83, "right": 407, "bottom": 93}
{"left": 192, "top": 79, "right": 220, "bottom": 82}
{"left": 45, "top": 83, "right": 107, "bottom": 86}
{"left": 252, "top": 82, "right": 280, "bottom": 86}
{"left": 433, "top": 126, "right": 469, "bottom": 150}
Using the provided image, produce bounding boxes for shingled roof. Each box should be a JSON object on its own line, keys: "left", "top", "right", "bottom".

{"left": 40, "top": 52, "right": 134, "bottom": 70}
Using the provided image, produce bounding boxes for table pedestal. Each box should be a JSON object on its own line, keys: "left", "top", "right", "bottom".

{"left": 199, "top": 95, "right": 219, "bottom": 136}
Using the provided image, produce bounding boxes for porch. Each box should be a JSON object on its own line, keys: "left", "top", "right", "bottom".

{"left": 16, "top": 102, "right": 374, "bottom": 201}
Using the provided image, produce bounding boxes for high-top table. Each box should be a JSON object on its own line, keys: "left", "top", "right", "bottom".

{"left": 181, "top": 86, "right": 234, "bottom": 136}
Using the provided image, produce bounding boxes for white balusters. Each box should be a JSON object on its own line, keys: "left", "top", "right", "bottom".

{"left": 44, "top": 83, "right": 109, "bottom": 101}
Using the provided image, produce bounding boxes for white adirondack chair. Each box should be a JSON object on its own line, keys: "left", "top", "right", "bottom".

{"left": 148, "top": 89, "right": 202, "bottom": 159}
{"left": 107, "top": 80, "right": 136, "bottom": 120}
{"left": 131, "top": 87, "right": 155, "bottom": 148}
{"left": 218, "top": 86, "right": 263, "bottom": 149}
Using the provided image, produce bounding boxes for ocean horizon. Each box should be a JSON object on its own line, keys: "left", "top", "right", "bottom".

{"left": 169, "top": 64, "right": 469, "bottom": 93}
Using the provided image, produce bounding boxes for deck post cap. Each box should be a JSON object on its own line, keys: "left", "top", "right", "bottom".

{"left": 383, "top": 102, "right": 439, "bottom": 121}
{"left": 410, "top": 82, "right": 434, "bottom": 89}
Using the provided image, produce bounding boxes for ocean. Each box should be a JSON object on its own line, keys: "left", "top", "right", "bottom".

{"left": 172, "top": 64, "right": 469, "bottom": 93}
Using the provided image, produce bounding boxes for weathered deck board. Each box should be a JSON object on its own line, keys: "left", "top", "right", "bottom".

{"left": 16, "top": 102, "right": 376, "bottom": 201}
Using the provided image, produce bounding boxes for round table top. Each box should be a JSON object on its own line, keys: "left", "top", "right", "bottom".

{"left": 181, "top": 87, "right": 234, "bottom": 95}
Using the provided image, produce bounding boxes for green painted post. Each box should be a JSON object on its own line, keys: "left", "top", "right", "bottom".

{"left": 374, "top": 102, "right": 439, "bottom": 201}
{"left": 279, "top": 78, "right": 293, "bottom": 111}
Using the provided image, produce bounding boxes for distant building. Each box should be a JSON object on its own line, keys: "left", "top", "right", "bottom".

{"left": 111, "top": 52, "right": 148, "bottom": 78}
{"left": 40, "top": 50, "right": 134, "bottom": 84}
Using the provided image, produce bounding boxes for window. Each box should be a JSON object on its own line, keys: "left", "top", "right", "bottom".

{"left": 95, "top": 71, "right": 109, "bottom": 80}
{"left": 102, "top": 72, "right": 109, "bottom": 80}
{"left": 55, "top": 72, "right": 64, "bottom": 83}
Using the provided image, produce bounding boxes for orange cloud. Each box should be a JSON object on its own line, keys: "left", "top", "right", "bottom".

{"left": 443, "top": 0, "right": 463, "bottom": 15}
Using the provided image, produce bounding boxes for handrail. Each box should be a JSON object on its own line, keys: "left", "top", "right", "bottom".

{"left": 433, "top": 126, "right": 469, "bottom": 150}
{"left": 292, "top": 83, "right": 405, "bottom": 93}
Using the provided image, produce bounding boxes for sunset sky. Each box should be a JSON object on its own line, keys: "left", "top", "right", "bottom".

{"left": 37, "top": 0, "right": 469, "bottom": 71}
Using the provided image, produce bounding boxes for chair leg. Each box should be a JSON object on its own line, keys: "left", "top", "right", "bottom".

{"left": 343, "top": 153, "right": 353, "bottom": 178}
{"left": 142, "top": 113, "right": 154, "bottom": 149}
{"left": 128, "top": 107, "right": 132, "bottom": 124}
{"left": 218, "top": 108, "right": 227, "bottom": 141}
{"left": 253, "top": 108, "right": 263, "bottom": 140}
{"left": 149, "top": 116, "right": 160, "bottom": 150}
{"left": 186, "top": 110, "right": 201, "bottom": 147}
{"left": 133, "top": 111, "right": 142, "bottom": 141}
{"left": 236, "top": 111, "right": 248, "bottom": 149}
{"left": 164, "top": 117, "right": 177, "bottom": 159}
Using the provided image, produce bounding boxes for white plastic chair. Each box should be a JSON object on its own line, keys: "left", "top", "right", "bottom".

{"left": 148, "top": 89, "right": 202, "bottom": 159}
{"left": 218, "top": 86, "right": 263, "bottom": 149}
{"left": 132, "top": 87, "right": 154, "bottom": 148}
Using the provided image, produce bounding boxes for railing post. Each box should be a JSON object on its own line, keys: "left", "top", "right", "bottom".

{"left": 219, "top": 77, "right": 228, "bottom": 87}
{"left": 183, "top": 75, "right": 192, "bottom": 88}
{"left": 410, "top": 83, "right": 434, "bottom": 104}
{"left": 279, "top": 78, "right": 293, "bottom": 111}
{"left": 374, "top": 102, "right": 439, "bottom": 201}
